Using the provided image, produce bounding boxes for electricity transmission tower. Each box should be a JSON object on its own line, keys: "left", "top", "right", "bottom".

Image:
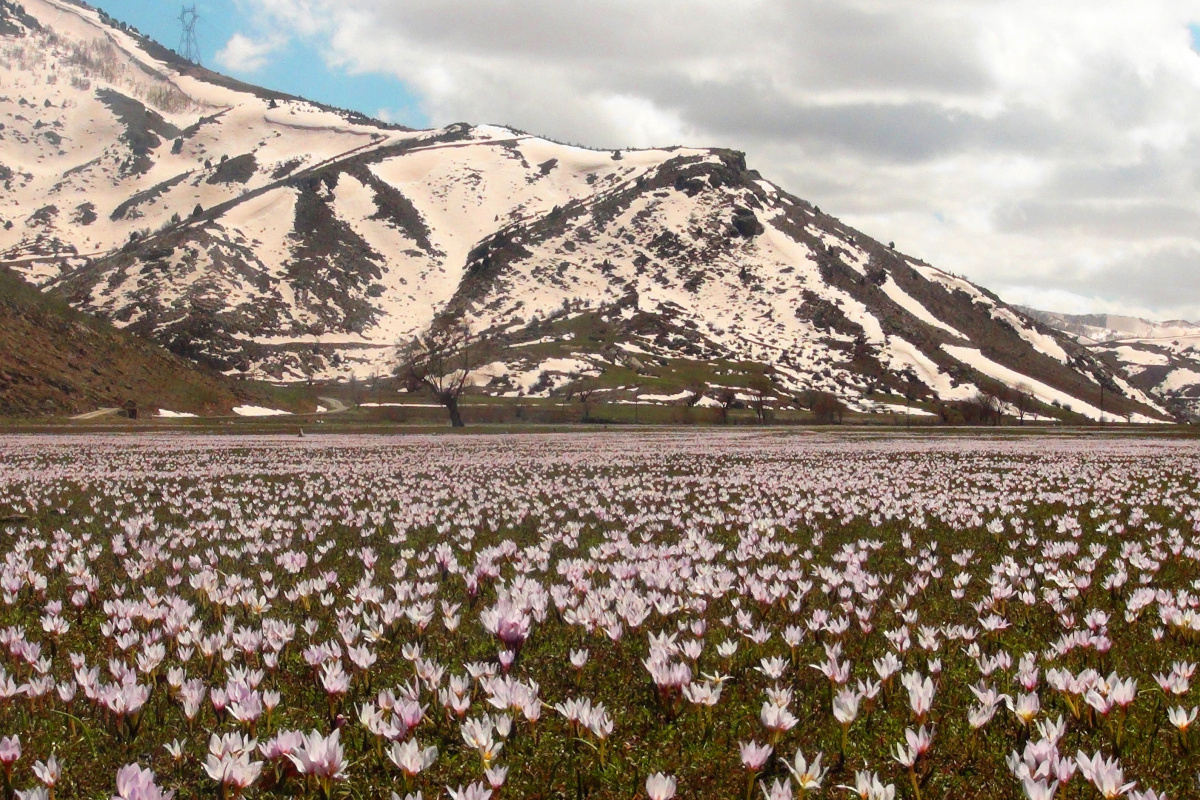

{"left": 178, "top": 5, "right": 201, "bottom": 65}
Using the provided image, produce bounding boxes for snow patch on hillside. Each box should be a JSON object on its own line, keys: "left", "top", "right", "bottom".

{"left": 944, "top": 345, "right": 1109, "bottom": 420}
{"left": 879, "top": 277, "right": 967, "bottom": 340}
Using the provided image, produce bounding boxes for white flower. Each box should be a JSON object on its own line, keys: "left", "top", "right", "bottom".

{"left": 387, "top": 740, "right": 437, "bottom": 776}
{"left": 646, "top": 772, "right": 677, "bottom": 800}
{"left": 1168, "top": 706, "right": 1198, "bottom": 731}
{"left": 759, "top": 777, "right": 791, "bottom": 800}
{"left": 786, "top": 751, "right": 826, "bottom": 791}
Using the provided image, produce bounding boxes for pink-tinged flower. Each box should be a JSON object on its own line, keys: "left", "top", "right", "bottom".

{"left": 112, "top": 763, "right": 174, "bottom": 800}
{"left": 893, "top": 726, "right": 934, "bottom": 767}
{"left": 968, "top": 703, "right": 999, "bottom": 730}
{"left": 102, "top": 683, "right": 151, "bottom": 718}
{"left": 440, "top": 688, "right": 471, "bottom": 718}
{"left": 446, "top": 782, "right": 492, "bottom": 800}
{"left": 1021, "top": 779, "right": 1058, "bottom": 800}
{"left": 484, "top": 765, "right": 508, "bottom": 790}
{"left": 1169, "top": 706, "right": 1198, "bottom": 731}
{"left": 740, "top": 741, "right": 773, "bottom": 771}
{"left": 0, "top": 735, "right": 20, "bottom": 795}
{"left": 893, "top": 741, "right": 917, "bottom": 768}
{"left": 785, "top": 751, "right": 826, "bottom": 792}
{"left": 480, "top": 598, "right": 531, "bottom": 651}
{"left": 811, "top": 658, "right": 851, "bottom": 686}
{"left": 320, "top": 662, "right": 351, "bottom": 696}
{"left": 259, "top": 730, "right": 306, "bottom": 761}
{"left": 387, "top": 740, "right": 437, "bottom": 777}
{"left": 203, "top": 732, "right": 262, "bottom": 795}
{"left": 756, "top": 657, "right": 788, "bottom": 681}
{"left": 1107, "top": 676, "right": 1137, "bottom": 709}
{"left": 179, "top": 680, "right": 206, "bottom": 722}
{"left": 1085, "top": 689, "right": 1112, "bottom": 715}
{"left": 907, "top": 725, "right": 934, "bottom": 756}
{"left": 286, "top": 729, "right": 346, "bottom": 782}
{"left": 164, "top": 741, "right": 186, "bottom": 763}
{"left": 901, "top": 672, "right": 935, "bottom": 721}
{"left": 1035, "top": 717, "right": 1068, "bottom": 748}
{"left": 759, "top": 777, "right": 792, "bottom": 800}
{"left": 645, "top": 773, "right": 677, "bottom": 800}
{"left": 0, "top": 735, "right": 21, "bottom": 766}
{"left": 1127, "top": 790, "right": 1168, "bottom": 800}
{"left": 839, "top": 771, "right": 896, "bottom": 800}
{"left": 874, "top": 654, "right": 902, "bottom": 682}
{"left": 347, "top": 645, "right": 377, "bottom": 671}
{"left": 1007, "top": 692, "right": 1041, "bottom": 726}
{"left": 760, "top": 702, "right": 798, "bottom": 735}
{"left": 1076, "top": 751, "right": 1136, "bottom": 799}
{"left": 833, "top": 688, "right": 862, "bottom": 726}
{"left": 203, "top": 753, "right": 262, "bottom": 794}
{"left": 644, "top": 657, "right": 691, "bottom": 693}
{"left": 229, "top": 693, "right": 263, "bottom": 725}
{"left": 1155, "top": 671, "right": 1189, "bottom": 696}
{"left": 32, "top": 753, "right": 59, "bottom": 787}
{"left": 682, "top": 681, "right": 722, "bottom": 707}
{"left": 397, "top": 699, "right": 426, "bottom": 730}
{"left": 1007, "top": 737, "right": 1075, "bottom": 786}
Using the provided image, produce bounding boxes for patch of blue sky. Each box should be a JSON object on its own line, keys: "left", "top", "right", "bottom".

{"left": 93, "top": 0, "right": 427, "bottom": 127}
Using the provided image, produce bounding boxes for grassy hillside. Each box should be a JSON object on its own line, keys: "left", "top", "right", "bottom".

{"left": 0, "top": 266, "right": 264, "bottom": 417}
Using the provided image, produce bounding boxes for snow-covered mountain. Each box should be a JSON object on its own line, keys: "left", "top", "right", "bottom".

{"left": 1098, "top": 336, "right": 1200, "bottom": 420}
{"left": 0, "top": 0, "right": 1173, "bottom": 421}
{"left": 1022, "top": 309, "right": 1200, "bottom": 420}
{"left": 1019, "top": 308, "right": 1200, "bottom": 345}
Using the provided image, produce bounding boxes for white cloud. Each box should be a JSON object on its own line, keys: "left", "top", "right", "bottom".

{"left": 214, "top": 32, "right": 284, "bottom": 73}
{"left": 593, "top": 94, "right": 692, "bottom": 149}
{"left": 241, "top": 0, "right": 1200, "bottom": 320}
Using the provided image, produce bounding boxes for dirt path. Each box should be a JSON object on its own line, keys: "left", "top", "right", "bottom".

{"left": 317, "top": 396, "right": 349, "bottom": 413}
{"left": 69, "top": 407, "right": 120, "bottom": 420}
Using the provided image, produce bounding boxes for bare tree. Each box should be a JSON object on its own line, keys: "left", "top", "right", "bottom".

{"left": 561, "top": 372, "right": 581, "bottom": 402}
{"left": 810, "top": 391, "right": 846, "bottom": 424}
{"left": 964, "top": 390, "right": 1003, "bottom": 426}
{"left": 982, "top": 390, "right": 1004, "bottom": 426}
{"left": 903, "top": 371, "right": 923, "bottom": 428}
{"left": 395, "top": 319, "right": 487, "bottom": 428}
{"left": 715, "top": 387, "right": 738, "bottom": 424}
{"left": 1012, "top": 383, "right": 1034, "bottom": 425}
{"left": 747, "top": 374, "right": 773, "bottom": 423}
{"left": 576, "top": 377, "right": 601, "bottom": 422}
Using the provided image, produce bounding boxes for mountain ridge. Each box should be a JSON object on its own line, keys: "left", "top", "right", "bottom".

{"left": 1020, "top": 307, "right": 1200, "bottom": 421}
{"left": 1019, "top": 307, "right": 1200, "bottom": 345}
{"left": 0, "top": 0, "right": 1175, "bottom": 422}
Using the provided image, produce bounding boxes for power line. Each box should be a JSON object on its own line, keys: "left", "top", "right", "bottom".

{"left": 178, "top": 5, "right": 200, "bottom": 65}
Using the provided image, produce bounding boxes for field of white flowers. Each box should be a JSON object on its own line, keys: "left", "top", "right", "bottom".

{"left": 0, "top": 431, "right": 1198, "bottom": 800}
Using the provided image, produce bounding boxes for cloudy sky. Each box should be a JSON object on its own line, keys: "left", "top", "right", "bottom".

{"left": 104, "top": 0, "right": 1200, "bottom": 321}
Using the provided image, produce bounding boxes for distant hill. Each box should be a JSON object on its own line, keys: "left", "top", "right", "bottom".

{"left": 1018, "top": 308, "right": 1200, "bottom": 344}
{"left": 0, "top": 0, "right": 1175, "bottom": 423}
{"left": 0, "top": 264, "right": 254, "bottom": 417}
{"left": 1022, "top": 307, "right": 1200, "bottom": 421}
